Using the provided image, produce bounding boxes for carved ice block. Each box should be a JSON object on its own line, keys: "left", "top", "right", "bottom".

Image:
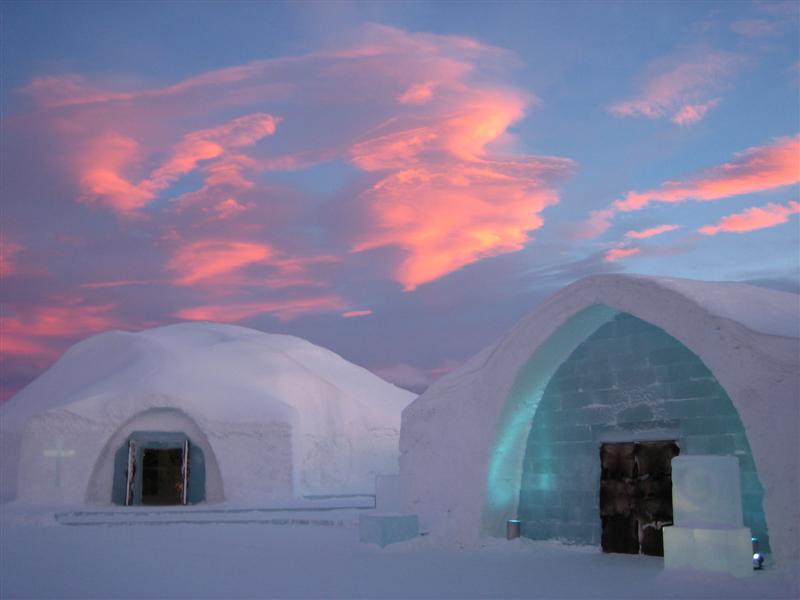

{"left": 359, "top": 513, "right": 419, "bottom": 547}
{"left": 671, "top": 455, "right": 743, "bottom": 528}
{"left": 663, "top": 526, "right": 753, "bottom": 578}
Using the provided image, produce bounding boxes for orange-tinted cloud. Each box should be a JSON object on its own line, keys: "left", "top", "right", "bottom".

{"left": 175, "top": 294, "right": 346, "bottom": 322}
{"left": 78, "top": 113, "right": 278, "bottom": 216}
{"left": 398, "top": 81, "right": 438, "bottom": 105}
{"left": 169, "top": 240, "right": 273, "bottom": 285}
{"left": 354, "top": 162, "right": 568, "bottom": 290}
{"left": 0, "top": 301, "right": 120, "bottom": 362}
{"left": 625, "top": 224, "right": 680, "bottom": 239}
{"left": 213, "top": 198, "right": 251, "bottom": 219}
{"left": 609, "top": 52, "right": 738, "bottom": 125}
{"left": 79, "top": 133, "right": 154, "bottom": 213}
{"left": 614, "top": 135, "right": 800, "bottom": 211}
{"left": 351, "top": 88, "right": 573, "bottom": 290}
{"left": 603, "top": 246, "right": 641, "bottom": 263}
{"left": 17, "top": 24, "right": 575, "bottom": 331}
{"left": 699, "top": 200, "right": 800, "bottom": 235}
{"left": 167, "top": 237, "right": 339, "bottom": 294}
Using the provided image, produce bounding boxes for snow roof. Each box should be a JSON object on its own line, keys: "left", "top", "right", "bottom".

{"left": 1, "top": 321, "right": 414, "bottom": 433}
{"left": 627, "top": 274, "right": 800, "bottom": 339}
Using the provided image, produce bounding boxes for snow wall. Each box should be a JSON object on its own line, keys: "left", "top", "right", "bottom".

{"left": 400, "top": 274, "right": 799, "bottom": 563}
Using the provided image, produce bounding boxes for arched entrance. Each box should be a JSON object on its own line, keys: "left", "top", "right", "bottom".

{"left": 483, "top": 305, "right": 768, "bottom": 553}
{"left": 86, "top": 407, "right": 224, "bottom": 505}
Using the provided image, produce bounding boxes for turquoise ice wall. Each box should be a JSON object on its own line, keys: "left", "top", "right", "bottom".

{"left": 517, "top": 312, "right": 768, "bottom": 550}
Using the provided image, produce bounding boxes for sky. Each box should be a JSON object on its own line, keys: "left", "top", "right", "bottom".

{"left": 1, "top": 1, "right": 799, "bottom": 399}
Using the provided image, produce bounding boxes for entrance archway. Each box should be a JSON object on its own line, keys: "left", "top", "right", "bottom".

{"left": 486, "top": 309, "right": 769, "bottom": 551}
{"left": 86, "top": 407, "right": 224, "bottom": 505}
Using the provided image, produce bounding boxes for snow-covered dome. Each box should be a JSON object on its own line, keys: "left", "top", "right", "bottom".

{"left": 1, "top": 322, "right": 414, "bottom": 506}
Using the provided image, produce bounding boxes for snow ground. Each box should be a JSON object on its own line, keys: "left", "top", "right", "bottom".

{"left": 1, "top": 512, "right": 797, "bottom": 599}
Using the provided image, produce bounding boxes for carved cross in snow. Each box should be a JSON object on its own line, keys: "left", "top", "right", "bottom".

{"left": 43, "top": 439, "right": 75, "bottom": 488}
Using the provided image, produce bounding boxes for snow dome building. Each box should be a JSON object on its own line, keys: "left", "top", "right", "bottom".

{"left": 1, "top": 323, "right": 414, "bottom": 507}
{"left": 400, "top": 274, "right": 799, "bottom": 562}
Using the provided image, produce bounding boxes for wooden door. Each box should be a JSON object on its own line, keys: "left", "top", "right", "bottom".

{"left": 600, "top": 441, "right": 679, "bottom": 556}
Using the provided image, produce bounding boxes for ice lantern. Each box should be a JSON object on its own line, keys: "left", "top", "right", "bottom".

{"left": 663, "top": 456, "right": 754, "bottom": 578}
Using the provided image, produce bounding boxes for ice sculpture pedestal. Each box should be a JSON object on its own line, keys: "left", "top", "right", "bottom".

{"left": 359, "top": 513, "right": 419, "bottom": 547}
{"left": 663, "top": 456, "right": 753, "bottom": 577}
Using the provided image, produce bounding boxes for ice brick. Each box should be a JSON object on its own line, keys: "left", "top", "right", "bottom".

{"left": 359, "top": 513, "right": 419, "bottom": 547}
{"left": 663, "top": 525, "right": 753, "bottom": 578}
{"left": 671, "top": 455, "right": 743, "bottom": 528}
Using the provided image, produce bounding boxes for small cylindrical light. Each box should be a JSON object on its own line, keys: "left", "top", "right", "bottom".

{"left": 752, "top": 536, "right": 765, "bottom": 570}
{"left": 507, "top": 519, "right": 521, "bottom": 540}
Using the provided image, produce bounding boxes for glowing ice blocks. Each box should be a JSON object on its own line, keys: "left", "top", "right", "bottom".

{"left": 664, "top": 455, "right": 752, "bottom": 577}
{"left": 359, "top": 513, "right": 419, "bottom": 547}
{"left": 663, "top": 526, "right": 753, "bottom": 578}
{"left": 671, "top": 455, "right": 743, "bottom": 528}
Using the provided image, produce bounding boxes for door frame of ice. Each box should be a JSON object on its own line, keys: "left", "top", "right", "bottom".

{"left": 124, "top": 440, "right": 136, "bottom": 506}
{"left": 124, "top": 431, "right": 190, "bottom": 506}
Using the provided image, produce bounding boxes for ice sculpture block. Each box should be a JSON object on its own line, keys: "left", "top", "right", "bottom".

{"left": 663, "top": 455, "right": 752, "bottom": 577}
{"left": 671, "top": 455, "right": 743, "bottom": 528}
{"left": 663, "top": 526, "right": 753, "bottom": 578}
{"left": 359, "top": 513, "right": 419, "bottom": 547}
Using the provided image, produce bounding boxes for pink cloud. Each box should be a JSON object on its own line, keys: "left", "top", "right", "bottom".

{"left": 79, "top": 133, "right": 154, "bottom": 214}
{"left": 625, "top": 224, "right": 680, "bottom": 239}
{"left": 603, "top": 246, "right": 642, "bottom": 263}
{"left": 78, "top": 113, "right": 278, "bottom": 216}
{"left": 570, "top": 208, "right": 616, "bottom": 240}
{"left": 0, "top": 300, "right": 122, "bottom": 362}
{"left": 398, "top": 81, "right": 438, "bottom": 104}
{"left": 168, "top": 240, "right": 273, "bottom": 285}
{"left": 671, "top": 98, "right": 720, "bottom": 126}
{"left": 175, "top": 295, "right": 346, "bottom": 322}
{"left": 22, "top": 61, "right": 279, "bottom": 108}
{"left": 342, "top": 310, "right": 372, "bottom": 318}
{"left": 20, "top": 24, "right": 573, "bottom": 301}
{"left": 609, "top": 52, "right": 738, "bottom": 125}
{"left": 0, "top": 239, "right": 23, "bottom": 277}
{"left": 353, "top": 160, "right": 570, "bottom": 290}
{"left": 212, "top": 197, "right": 251, "bottom": 219}
{"left": 699, "top": 200, "right": 800, "bottom": 235}
{"left": 350, "top": 89, "right": 572, "bottom": 290}
{"left": 80, "top": 279, "right": 161, "bottom": 289}
{"left": 614, "top": 135, "right": 800, "bottom": 211}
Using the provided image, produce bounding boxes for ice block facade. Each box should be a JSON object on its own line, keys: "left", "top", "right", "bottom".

{"left": 517, "top": 312, "right": 768, "bottom": 550}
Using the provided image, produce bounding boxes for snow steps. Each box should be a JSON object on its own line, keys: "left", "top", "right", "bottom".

{"left": 55, "top": 503, "right": 374, "bottom": 528}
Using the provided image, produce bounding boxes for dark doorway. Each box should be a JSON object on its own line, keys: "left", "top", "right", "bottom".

{"left": 141, "top": 448, "right": 184, "bottom": 505}
{"left": 600, "top": 441, "right": 679, "bottom": 556}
